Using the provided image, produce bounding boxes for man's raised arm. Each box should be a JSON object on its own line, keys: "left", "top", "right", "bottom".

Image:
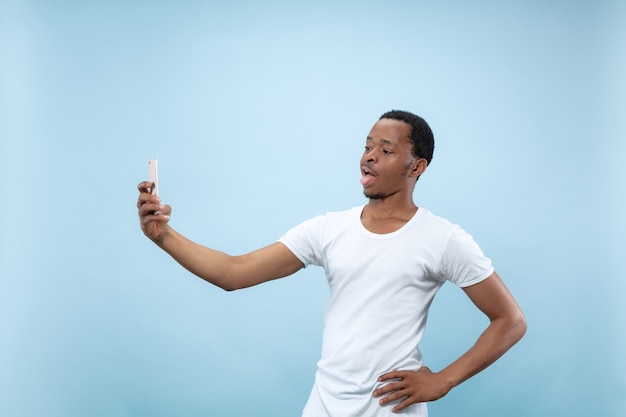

{"left": 137, "top": 181, "right": 304, "bottom": 291}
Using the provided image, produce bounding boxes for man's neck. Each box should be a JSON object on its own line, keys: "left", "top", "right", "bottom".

{"left": 361, "top": 197, "right": 418, "bottom": 234}
{"left": 364, "top": 195, "right": 417, "bottom": 219}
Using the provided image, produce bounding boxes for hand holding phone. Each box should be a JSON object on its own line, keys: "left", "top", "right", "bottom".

{"left": 149, "top": 158, "right": 159, "bottom": 196}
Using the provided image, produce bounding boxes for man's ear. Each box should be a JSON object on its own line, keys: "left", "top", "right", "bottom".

{"left": 411, "top": 158, "right": 428, "bottom": 178}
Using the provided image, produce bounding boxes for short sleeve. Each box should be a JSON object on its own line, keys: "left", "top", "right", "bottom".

{"left": 278, "top": 215, "right": 325, "bottom": 268}
{"left": 439, "top": 225, "right": 494, "bottom": 288}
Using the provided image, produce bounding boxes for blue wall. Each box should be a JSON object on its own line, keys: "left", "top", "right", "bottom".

{"left": 1, "top": 1, "right": 624, "bottom": 416}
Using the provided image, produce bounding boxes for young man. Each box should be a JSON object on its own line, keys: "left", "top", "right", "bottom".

{"left": 137, "top": 110, "right": 526, "bottom": 416}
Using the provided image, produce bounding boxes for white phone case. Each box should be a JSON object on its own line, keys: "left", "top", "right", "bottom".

{"left": 149, "top": 158, "right": 159, "bottom": 196}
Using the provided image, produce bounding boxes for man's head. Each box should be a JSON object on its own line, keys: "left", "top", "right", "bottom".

{"left": 379, "top": 110, "right": 434, "bottom": 165}
{"left": 360, "top": 111, "right": 434, "bottom": 200}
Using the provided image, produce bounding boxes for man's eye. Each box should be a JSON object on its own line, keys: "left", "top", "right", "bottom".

{"left": 364, "top": 146, "right": 372, "bottom": 152}
{"left": 383, "top": 149, "right": 393, "bottom": 155}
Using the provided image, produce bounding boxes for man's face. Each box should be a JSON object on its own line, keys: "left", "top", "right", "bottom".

{"left": 360, "top": 118, "right": 422, "bottom": 200}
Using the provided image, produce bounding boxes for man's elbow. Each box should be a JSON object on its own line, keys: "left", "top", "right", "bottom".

{"left": 509, "top": 311, "right": 527, "bottom": 345}
{"left": 197, "top": 273, "right": 244, "bottom": 292}
{"left": 220, "top": 283, "right": 239, "bottom": 292}
{"left": 210, "top": 258, "right": 250, "bottom": 291}
{"left": 216, "top": 277, "right": 246, "bottom": 292}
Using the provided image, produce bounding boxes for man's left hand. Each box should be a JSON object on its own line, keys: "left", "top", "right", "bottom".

{"left": 373, "top": 366, "right": 452, "bottom": 413}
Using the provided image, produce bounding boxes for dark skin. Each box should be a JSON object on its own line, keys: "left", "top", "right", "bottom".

{"left": 137, "top": 117, "right": 526, "bottom": 413}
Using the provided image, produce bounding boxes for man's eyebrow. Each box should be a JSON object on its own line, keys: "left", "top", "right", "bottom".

{"left": 366, "top": 136, "right": 396, "bottom": 146}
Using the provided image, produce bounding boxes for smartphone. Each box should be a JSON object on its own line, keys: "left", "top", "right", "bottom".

{"left": 149, "top": 158, "right": 159, "bottom": 196}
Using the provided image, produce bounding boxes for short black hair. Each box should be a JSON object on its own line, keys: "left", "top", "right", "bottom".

{"left": 379, "top": 110, "right": 434, "bottom": 164}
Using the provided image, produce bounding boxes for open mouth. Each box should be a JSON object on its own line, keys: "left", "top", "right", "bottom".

{"left": 360, "top": 166, "right": 376, "bottom": 186}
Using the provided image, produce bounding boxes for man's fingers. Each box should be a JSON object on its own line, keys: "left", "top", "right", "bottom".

{"left": 378, "top": 386, "right": 406, "bottom": 403}
{"left": 139, "top": 204, "right": 158, "bottom": 217}
{"left": 137, "top": 181, "right": 152, "bottom": 193}
{"left": 378, "top": 370, "right": 407, "bottom": 382}
{"left": 137, "top": 196, "right": 157, "bottom": 210}
{"left": 137, "top": 190, "right": 160, "bottom": 208}
{"left": 139, "top": 203, "right": 168, "bottom": 217}
{"left": 374, "top": 378, "right": 405, "bottom": 397}
{"left": 375, "top": 367, "right": 439, "bottom": 412}
{"left": 143, "top": 211, "right": 170, "bottom": 223}
{"left": 391, "top": 397, "right": 414, "bottom": 413}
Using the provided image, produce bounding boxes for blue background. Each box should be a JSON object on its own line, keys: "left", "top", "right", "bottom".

{"left": 1, "top": 1, "right": 624, "bottom": 416}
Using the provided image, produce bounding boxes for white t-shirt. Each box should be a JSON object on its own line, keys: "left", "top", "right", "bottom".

{"left": 279, "top": 205, "right": 494, "bottom": 417}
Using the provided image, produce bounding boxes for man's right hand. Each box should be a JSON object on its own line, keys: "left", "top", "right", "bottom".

{"left": 137, "top": 181, "right": 171, "bottom": 244}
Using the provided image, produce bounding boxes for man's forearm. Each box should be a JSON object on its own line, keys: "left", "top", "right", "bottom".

{"left": 439, "top": 313, "right": 527, "bottom": 389}
{"left": 151, "top": 226, "right": 304, "bottom": 291}
{"left": 153, "top": 225, "right": 241, "bottom": 291}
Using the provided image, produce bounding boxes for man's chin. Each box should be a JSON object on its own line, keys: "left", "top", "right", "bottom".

{"left": 364, "top": 191, "right": 387, "bottom": 200}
